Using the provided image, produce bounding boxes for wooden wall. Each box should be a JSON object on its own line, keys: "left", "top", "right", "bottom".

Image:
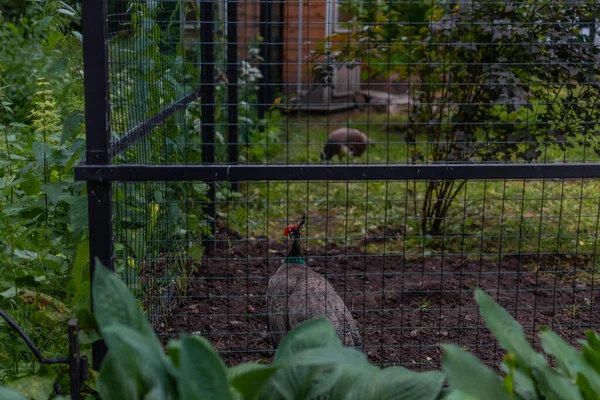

{"left": 235, "top": 0, "right": 329, "bottom": 93}
{"left": 282, "top": 0, "right": 328, "bottom": 94}
{"left": 236, "top": 0, "right": 261, "bottom": 60}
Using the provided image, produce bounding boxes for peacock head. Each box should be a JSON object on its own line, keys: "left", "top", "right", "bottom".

{"left": 283, "top": 214, "right": 306, "bottom": 241}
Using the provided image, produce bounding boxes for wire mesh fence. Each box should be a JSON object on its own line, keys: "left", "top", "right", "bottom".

{"left": 77, "top": 0, "right": 600, "bottom": 370}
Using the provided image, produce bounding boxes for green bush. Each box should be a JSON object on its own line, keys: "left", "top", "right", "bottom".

{"left": 321, "top": 1, "right": 600, "bottom": 236}
{"left": 5, "top": 259, "right": 600, "bottom": 399}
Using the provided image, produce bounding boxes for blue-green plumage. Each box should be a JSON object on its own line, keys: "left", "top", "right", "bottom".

{"left": 285, "top": 256, "right": 306, "bottom": 264}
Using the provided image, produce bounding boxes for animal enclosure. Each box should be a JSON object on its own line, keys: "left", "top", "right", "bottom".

{"left": 75, "top": 0, "right": 600, "bottom": 371}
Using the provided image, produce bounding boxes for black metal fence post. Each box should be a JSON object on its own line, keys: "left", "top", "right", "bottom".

{"left": 201, "top": 0, "right": 216, "bottom": 254}
{"left": 68, "top": 319, "right": 88, "bottom": 400}
{"left": 82, "top": 0, "right": 113, "bottom": 371}
{"left": 227, "top": 0, "right": 239, "bottom": 191}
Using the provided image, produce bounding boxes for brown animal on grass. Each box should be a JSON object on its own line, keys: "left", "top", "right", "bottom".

{"left": 320, "top": 128, "right": 374, "bottom": 161}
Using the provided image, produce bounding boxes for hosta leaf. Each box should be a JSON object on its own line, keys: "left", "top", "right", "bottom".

{"left": 101, "top": 324, "right": 174, "bottom": 398}
{"left": 443, "top": 390, "right": 479, "bottom": 400}
{"left": 540, "top": 328, "right": 600, "bottom": 396}
{"left": 229, "top": 363, "right": 280, "bottom": 399}
{"left": 474, "top": 289, "right": 545, "bottom": 369}
{"left": 532, "top": 367, "right": 583, "bottom": 400}
{"left": 346, "top": 366, "right": 445, "bottom": 400}
{"left": 92, "top": 260, "right": 163, "bottom": 353}
{"left": 316, "top": 364, "right": 373, "bottom": 399}
{"left": 512, "top": 368, "right": 537, "bottom": 400}
{"left": 290, "top": 347, "right": 369, "bottom": 368}
{"left": 586, "top": 330, "right": 600, "bottom": 352}
{"left": 97, "top": 352, "right": 140, "bottom": 400}
{"left": 539, "top": 328, "right": 579, "bottom": 379}
{"left": 274, "top": 317, "right": 342, "bottom": 364}
{"left": 267, "top": 365, "right": 321, "bottom": 400}
{"left": 443, "top": 344, "right": 512, "bottom": 400}
{"left": 143, "top": 386, "right": 168, "bottom": 400}
{"left": 582, "top": 344, "right": 600, "bottom": 373}
{"left": 179, "top": 336, "right": 231, "bottom": 400}
{"left": 166, "top": 340, "right": 181, "bottom": 370}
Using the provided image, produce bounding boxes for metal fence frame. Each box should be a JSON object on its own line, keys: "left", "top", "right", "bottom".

{"left": 75, "top": 0, "right": 600, "bottom": 370}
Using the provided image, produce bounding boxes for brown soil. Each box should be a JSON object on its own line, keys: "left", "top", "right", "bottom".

{"left": 154, "top": 226, "right": 599, "bottom": 372}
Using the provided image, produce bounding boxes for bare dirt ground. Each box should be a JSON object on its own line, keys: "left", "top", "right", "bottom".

{"left": 153, "top": 226, "right": 599, "bottom": 371}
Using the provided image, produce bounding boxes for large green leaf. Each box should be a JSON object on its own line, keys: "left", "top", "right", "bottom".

{"left": 474, "top": 289, "right": 545, "bottom": 369}
{"left": 442, "top": 390, "right": 479, "bottom": 400}
{"left": 582, "top": 331, "right": 600, "bottom": 375}
{"left": 101, "top": 324, "right": 175, "bottom": 399}
{"left": 540, "top": 328, "right": 600, "bottom": 397}
{"left": 264, "top": 349, "right": 368, "bottom": 400}
{"left": 265, "top": 318, "right": 360, "bottom": 400}
{"left": 316, "top": 364, "right": 375, "bottom": 399}
{"left": 540, "top": 328, "right": 578, "bottom": 379}
{"left": 585, "top": 330, "right": 600, "bottom": 353}
{"left": 511, "top": 367, "right": 538, "bottom": 400}
{"left": 166, "top": 340, "right": 181, "bottom": 370}
{"left": 274, "top": 317, "right": 342, "bottom": 364}
{"left": 97, "top": 352, "right": 140, "bottom": 400}
{"left": 143, "top": 386, "right": 169, "bottom": 400}
{"left": 266, "top": 365, "right": 328, "bottom": 400}
{"left": 92, "top": 259, "right": 163, "bottom": 353}
{"left": 346, "top": 366, "right": 445, "bottom": 400}
{"left": 0, "top": 387, "right": 28, "bottom": 400}
{"left": 582, "top": 344, "right": 600, "bottom": 374}
{"left": 532, "top": 367, "right": 583, "bottom": 400}
{"left": 229, "top": 363, "right": 280, "bottom": 400}
{"left": 291, "top": 347, "right": 370, "bottom": 368}
{"left": 178, "top": 335, "right": 231, "bottom": 400}
{"left": 443, "top": 345, "right": 512, "bottom": 400}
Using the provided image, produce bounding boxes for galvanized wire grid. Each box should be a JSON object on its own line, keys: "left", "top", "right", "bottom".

{"left": 100, "top": 0, "right": 600, "bottom": 369}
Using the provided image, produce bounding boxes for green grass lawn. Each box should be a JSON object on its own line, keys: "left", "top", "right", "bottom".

{"left": 242, "top": 108, "right": 600, "bottom": 165}
{"left": 223, "top": 111, "right": 600, "bottom": 276}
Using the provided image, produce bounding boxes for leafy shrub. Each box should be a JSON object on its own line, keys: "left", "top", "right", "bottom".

{"left": 320, "top": 1, "right": 600, "bottom": 236}
{"left": 0, "top": 1, "right": 91, "bottom": 391}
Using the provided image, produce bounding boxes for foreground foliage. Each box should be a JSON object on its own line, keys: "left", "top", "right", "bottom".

{"left": 5, "top": 260, "right": 600, "bottom": 399}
